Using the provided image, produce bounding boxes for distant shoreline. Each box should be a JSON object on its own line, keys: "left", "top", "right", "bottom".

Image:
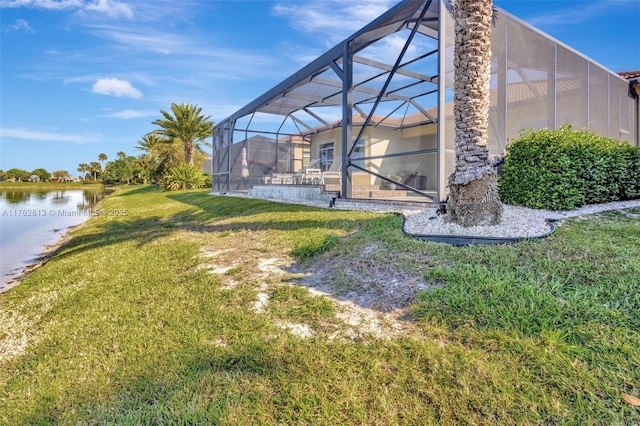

{"left": 0, "top": 182, "right": 105, "bottom": 190}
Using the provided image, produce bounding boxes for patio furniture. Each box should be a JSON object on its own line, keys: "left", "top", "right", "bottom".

{"left": 270, "top": 173, "right": 295, "bottom": 184}
{"left": 302, "top": 168, "right": 323, "bottom": 185}
{"left": 322, "top": 159, "right": 342, "bottom": 185}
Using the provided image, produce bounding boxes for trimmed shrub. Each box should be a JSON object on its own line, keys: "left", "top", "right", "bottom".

{"left": 162, "top": 164, "right": 207, "bottom": 190}
{"left": 499, "top": 125, "right": 640, "bottom": 210}
{"left": 203, "top": 173, "right": 213, "bottom": 188}
{"left": 620, "top": 145, "right": 640, "bottom": 200}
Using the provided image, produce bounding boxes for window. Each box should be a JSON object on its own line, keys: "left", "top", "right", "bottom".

{"left": 351, "top": 138, "right": 366, "bottom": 170}
{"left": 319, "top": 142, "right": 334, "bottom": 172}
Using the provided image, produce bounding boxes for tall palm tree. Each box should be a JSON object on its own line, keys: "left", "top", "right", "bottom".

{"left": 89, "top": 161, "right": 101, "bottom": 181}
{"left": 117, "top": 151, "right": 127, "bottom": 160}
{"left": 151, "top": 103, "right": 213, "bottom": 166}
{"left": 446, "top": 0, "right": 502, "bottom": 227}
{"left": 98, "top": 153, "right": 108, "bottom": 169}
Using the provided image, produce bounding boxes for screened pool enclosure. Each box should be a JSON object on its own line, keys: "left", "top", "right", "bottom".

{"left": 212, "top": 0, "right": 637, "bottom": 204}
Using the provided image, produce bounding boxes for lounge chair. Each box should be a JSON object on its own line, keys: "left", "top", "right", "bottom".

{"left": 303, "top": 158, "right": 321, "bottom": 172}
{"left": 322, "top": 159, "right": 342, "bottom": 185}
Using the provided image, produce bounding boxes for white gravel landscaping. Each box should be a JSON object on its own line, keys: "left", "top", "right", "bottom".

{"left": 335, "top": 199, "right": 640, "bottom": 239}
{"left": 221, "top": 191, "right": 640, "bottom": 239}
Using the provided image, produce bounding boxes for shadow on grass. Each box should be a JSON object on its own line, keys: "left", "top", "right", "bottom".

{"left": 21, "top": 189, "right": 420, "bottom": 319}
{"left": 38, "top": 192, "right": 382, "bottom": 270}
{"left": 49, "top": 211, "right": 370, "bottom": 263}
{"left": 39, "top": 215, "right": 176, "bottom": 265}
{"left": 20, "top": 339, "right": 353, "bottom": 424}
{"left": 25, "top": 329, "right": 503, "bottom": 425}
{"left": 167, "top": 192, "right": 329, "bottom": 220}
{"left": 110, "top": 184, "right": 163, "bottom": 197}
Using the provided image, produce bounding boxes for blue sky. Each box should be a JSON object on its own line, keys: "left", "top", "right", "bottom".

{"left": 1, "top": 0, "right": 638, "bottom": 175}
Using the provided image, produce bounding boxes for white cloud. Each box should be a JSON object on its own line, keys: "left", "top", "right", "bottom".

{"left": 91, "top": 78, "right": 143, "bottom": 98}
{"left": 88, "top": 25, "right": 180, "bottom": 54}
{"left": 0, "top": 127, "right": 96, "bottom": 144}
{"left": 0, "top": 0, "right": 83, "bottom": 10}
{"left": 359, "top": 34, "right": 418, "bottom": 64}
{"left": 2, "top": 18, "right": 35, "bottom": 32}
{"left": 0, "top": 0, "right": 133, "bottom": 19}
{"left": 273, "top": 0, "right": 395, "bottom": 40}
{"left": 82, "top": 22, "right": 281, "bottom": 83}
{"left": 102, "top": 109, "right": 157, "bottom": 119}
{"left": 84, "top": 0, "right": 132, "bottom": 19}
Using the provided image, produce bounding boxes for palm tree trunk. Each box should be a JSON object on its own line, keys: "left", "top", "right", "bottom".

{"left": 446, "top": 0, "right": 502, "bottom": 227}
{"left": 185, "top": 140, "right": 193, "bottom": 165}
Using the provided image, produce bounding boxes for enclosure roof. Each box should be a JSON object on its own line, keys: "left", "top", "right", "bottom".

{"left": 221, "top": 0, "right": 632, "bottom": 137}
{"left": 221, "top": 0, "right": 440, "bottom": 133}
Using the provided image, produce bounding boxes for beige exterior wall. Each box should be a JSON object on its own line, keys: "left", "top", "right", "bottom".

{"left": 309, "top": 124, "right": 439, "bottom": 190}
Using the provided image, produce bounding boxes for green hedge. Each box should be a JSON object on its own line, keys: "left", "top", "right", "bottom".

{"left": 499, "top": 125, "right": 640, "bottom": 210}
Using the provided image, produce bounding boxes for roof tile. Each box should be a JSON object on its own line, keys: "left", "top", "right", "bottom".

{"left": 618, "top": 70, "right": 640, "bottom": 80}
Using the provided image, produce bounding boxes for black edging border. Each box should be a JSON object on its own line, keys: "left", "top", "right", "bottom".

{"left": 399, "top": 214, "right": 559, "bottom": 246}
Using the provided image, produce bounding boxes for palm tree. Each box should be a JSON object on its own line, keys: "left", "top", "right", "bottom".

{"left": 136, "top": 131, "right": 166, "bottom": 154}
{"left": 135, "top": 154, "right": 155, "bottom": 184}
{"left": 136, "top": 132, "right": 183, "bottom": 179}
{"left": 151, "top": 103, "right": 213, "bottom": 165}
{"left": 136, "top": 132, "right": 165, "bottom": 153}
{"left": 445, "top": 0, "right": 502, "bottom": 227}
{"left": 117, "top": 151, "right": 127, "bottom": 160}
{"left": 77, "top": 163, "right": 89, "bottom": 181}
{"left": 89, "top": 161, "right": 101, "bottom": 181}
{"left": 98, "top": 153, "right": 108, "bottom": 169}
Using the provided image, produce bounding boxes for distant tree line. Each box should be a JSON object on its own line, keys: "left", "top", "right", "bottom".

{"left": 1, "top": 103, "right": 214, "bottom": 190}
{"left": 0, "top": 168, "right": 73, "bottom": 183}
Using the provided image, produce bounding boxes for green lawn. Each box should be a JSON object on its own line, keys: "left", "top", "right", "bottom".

{"left": 1, "top": 185, "right": 638, "bottom": 424}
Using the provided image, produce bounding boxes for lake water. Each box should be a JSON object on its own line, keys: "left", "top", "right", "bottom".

{"left": 0, "top": 189, "right": 108, "bottom": 290}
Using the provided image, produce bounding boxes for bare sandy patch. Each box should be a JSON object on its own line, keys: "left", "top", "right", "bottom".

{"left": 198, "top": 237, "right": 428, "bottom": 340}
{"left": 275, "top": 321, "right": 314, "bottom": 338}
{"left": 258, "top": 258, "right": 291, "bottom": 275}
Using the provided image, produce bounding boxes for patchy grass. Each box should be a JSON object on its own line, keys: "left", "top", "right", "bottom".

{"left": 0, "top": 186, "right": 638, "bottom": 424}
